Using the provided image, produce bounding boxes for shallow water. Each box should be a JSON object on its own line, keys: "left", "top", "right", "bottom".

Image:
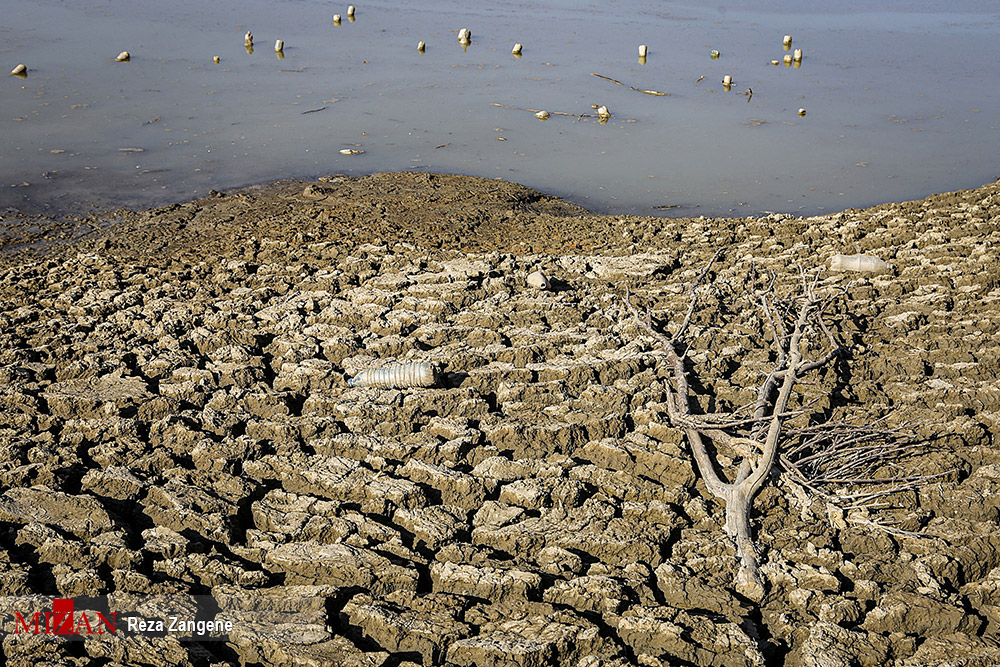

{"left": 1, "top": 0, "right": 998, "bottom": 219}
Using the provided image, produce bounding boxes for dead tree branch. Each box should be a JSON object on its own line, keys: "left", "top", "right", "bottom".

{"left": 626, "top": 259, "right": 843, "bottom": 601}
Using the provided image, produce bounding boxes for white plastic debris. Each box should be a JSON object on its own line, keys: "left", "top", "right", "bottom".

{"left": 829, "top": 254, "right": 889, "bottom": 272}
{"left": 527, "top": 271, "right": 552, "bottom": 290}
{"left": 349, "top": 362, "right": 438, "bottom": 388}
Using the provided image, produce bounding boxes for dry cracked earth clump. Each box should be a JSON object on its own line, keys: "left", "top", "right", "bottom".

{"left": 0, "top": 172, "right": 998, "bottom": 666}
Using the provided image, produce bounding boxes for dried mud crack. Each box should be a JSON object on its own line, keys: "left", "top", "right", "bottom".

{"left": 1, "top": 171, "right": 999, "bottom": 666}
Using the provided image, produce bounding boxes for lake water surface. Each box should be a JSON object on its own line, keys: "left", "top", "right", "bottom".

{"left": 2, "top": 0, "right": 998, "bottom": 218}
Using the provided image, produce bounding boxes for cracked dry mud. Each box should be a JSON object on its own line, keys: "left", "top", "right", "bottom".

{"left": 1, "top": 172, "right": 999, "bottom": 666}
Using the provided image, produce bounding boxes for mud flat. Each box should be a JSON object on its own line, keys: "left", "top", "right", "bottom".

{"left": 1, "top": 172, "right": 999, "bottom": 666}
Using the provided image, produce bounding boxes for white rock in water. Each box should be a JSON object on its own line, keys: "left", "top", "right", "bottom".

{"left": 526, "top": 271, "right": 551, "bottom": 290}
{"left": 829, "top": 254, "right": 889, "bottom": 272}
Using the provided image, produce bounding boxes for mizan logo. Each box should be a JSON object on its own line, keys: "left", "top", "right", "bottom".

{"left": 12, "top": 599, "right": 117, "bottom": 636}
{"left": 4, "top": 597, "right": 234, "bottom": 640}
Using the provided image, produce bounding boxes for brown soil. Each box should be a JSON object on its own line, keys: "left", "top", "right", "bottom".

{"left": 0, "top": 171, "right": 998, "bottom": 666}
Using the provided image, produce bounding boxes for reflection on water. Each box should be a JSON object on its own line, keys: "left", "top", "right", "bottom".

{"left": 1, "top": 0, "right": 998, "bottom": 218}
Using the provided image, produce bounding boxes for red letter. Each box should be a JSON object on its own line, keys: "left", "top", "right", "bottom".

{"left": 96, "top": 612, "right": 117, "bottom": 634}
{"left": 13, "top": 612, "right": 41, "bottom": 634}
{"left": 52, "top": 599, "right": 75, "bottom": 635}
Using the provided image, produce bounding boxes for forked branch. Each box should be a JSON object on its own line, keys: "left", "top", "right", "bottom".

{"left": 626, "top": 260, "right": 843, "bottom": 601}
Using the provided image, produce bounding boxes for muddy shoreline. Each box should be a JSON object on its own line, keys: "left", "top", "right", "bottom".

{"left": 1, "top": 172, "right": 998, "bottom": 665}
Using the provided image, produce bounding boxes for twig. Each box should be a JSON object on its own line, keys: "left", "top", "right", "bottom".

{"left": 591, "top": 72, "right": 624, "bottom": 86}
{"left": 591, "top": 72, "right": 670, "bottom": 96}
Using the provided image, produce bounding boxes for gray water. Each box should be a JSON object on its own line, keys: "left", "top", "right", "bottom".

{"left": 2, "top": 0, "right": 998, "bottom": 219}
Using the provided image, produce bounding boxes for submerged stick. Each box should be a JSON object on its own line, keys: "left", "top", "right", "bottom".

{"left": 591, "top": 72, "right": 669, "bottom": 96}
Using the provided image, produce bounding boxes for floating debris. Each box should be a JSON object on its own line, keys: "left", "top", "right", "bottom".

{"left": 512, "top": 43, "right": 523, "bottom": 56}
{"left": 591, "top": 72, "right": 668, "bottom": 96}
{"left": 333, "top": 14, "right": 342, "bottom": 24}
{"left": 348, "top": 362, "right": 438, "bottom": 388}
{"left": 596, "top": 105, "right": 610, "bottom": 119}
{"left": 213, "top": 56, "right": 220, "bottom": 64}
{"left": 417, "top": 40, "right": 426, "bottom": 52}
{"left": 115, "top": 51, "right": 131, "bottom": 62}
{"left": 10, "top": 64, "right": 27, "bottom": 77}
{"left": 274, "top": 39, "right": 284, "bottom": 52}
{"left": 301, "top": 106, "right": 327, "bottom": 114}
{"left": 722, "top": 74, "right": 732, "bottom": 86}
{"left": 339, "top": 148, "right": 364, "bottom": 155}
{"left": 347, "top": 5, "right": 356, "bottom": 17}
{"left": 798, "top": 108, "right": 807, "bottom": 116}
{"left": 638, "top": 44, "right": 648, "bottom": 58}
{"left": 493, "top": 102, "right": 632, "bottom": 121}
{"left": 793, "top": 48, "right": 803, "bottom": 62}
{"left": 783, "top": 34, "right": 792, "bottom": 49}
{"left": 710, "top": 49, "right": 720, "bottom": 59}
{"left": 783, "top": 54, "right": 793, "bottom": 65}
{"left": 592, "top": 72, "right": 624, "bottom": 86}
{"left": 458, "top": 28, "right": 471, "bottom": 42}
{"left": 771, "top": 59, "right": 780, "bottom": 66}
{"left": 244, "top": 31, "right": 253, "bottom": 47}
